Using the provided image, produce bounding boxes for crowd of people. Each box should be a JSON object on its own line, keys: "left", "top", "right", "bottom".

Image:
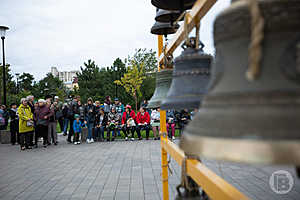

{"left": 0, "top": 95, "right": 195, "bottom": 151}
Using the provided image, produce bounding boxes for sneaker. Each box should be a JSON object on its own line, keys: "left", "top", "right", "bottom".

{"left": 87, "top": 139, "right": 90, "bottom": 143}
{"left": 90, "top": 138, "right": 94, "bottom": 143}
{"left": 172, "top": 136, "right": 175, "bottom": 140}
{"left": 74, "top": 142, "right": 78, "bottom": 145}
{"left": 125, "top": 137, "right": 128, "bottom": 141}
{"left": 131, "top": 138, "right": 135, "bottom": 141}
{"left": 77, "top": 141, "right": 81, "bottom": 144}
{"left": 139, "top": 137, "right": 143, "bottom": 140}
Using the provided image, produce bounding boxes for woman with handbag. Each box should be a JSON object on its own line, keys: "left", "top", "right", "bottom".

{"left": 34, "top": 99, "right": 51, "bottom": 148}
{"left": 18, "top": 98, "right": 34, "bottom": 151}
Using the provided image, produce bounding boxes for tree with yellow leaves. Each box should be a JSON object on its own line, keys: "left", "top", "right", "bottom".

{"left": 114, "top": 61, "right": 146, "bottom": 111}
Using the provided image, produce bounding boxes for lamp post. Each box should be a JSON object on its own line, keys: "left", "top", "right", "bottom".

{"left": 15, "top": 73, "right": 20, "bottom": 94}
{"left": 114, "top": 65, "right": 118, "bottom": 98}
{"left": 0, "top": 26, "right": 9, "bottom": 105}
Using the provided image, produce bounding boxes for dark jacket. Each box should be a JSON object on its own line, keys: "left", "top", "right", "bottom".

{"left": 9, "top": 108, "right": 18, "bottom": 122}
{"left": 166, "top": 110, "right": 175, "bottom": 123}
{"left": 35, "top": 105, "right": 51, "bottom": 126}
{"left": 85, "top": 104, "right": 96, "bottom": 123}
{"left": 78, "top": 105, "right": 85, "bottom": 120}
{"left": 62, "top": 105, "right": 69, "bottom": 118}
{"left": 95, "top": 113, "right": 108, "bottom": 127}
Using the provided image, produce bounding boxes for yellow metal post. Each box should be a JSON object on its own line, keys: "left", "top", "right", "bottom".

{"left": 158, "top": 35, "right": 169, "bottom": 200}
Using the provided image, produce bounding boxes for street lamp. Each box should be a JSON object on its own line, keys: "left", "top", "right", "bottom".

{"left": 15, "top": 73, "right": 20, "bottom": 94}
{"left": 114, "top": 65, "right": 118, "bottom": 98}
{"left": 0, "top": 26, "right": 9, "bottom": 105}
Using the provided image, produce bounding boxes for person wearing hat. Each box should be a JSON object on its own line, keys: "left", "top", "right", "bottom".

{"left": 9, "top": 103, "right": 19, "bottom": 145}
{"left": 34, "top": 99, "right": 51, "bottom": 148}
{"left": 84, "top": 97, "right": 96, "bottom": 143}
{"left": 121, "top": 105, "right": 136, "bottom": 141}
{"left": 18, "top": 98, "right": 34, "bottom": 150}
{"left": 73, "top": 114, "right": 85, "bottom": 145}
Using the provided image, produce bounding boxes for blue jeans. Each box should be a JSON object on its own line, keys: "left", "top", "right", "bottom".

{"left": 63, "top": 118, "right": 69, "bottom": 134}
{"left": 95, "top": 126, "right": 105, "bottom": 139}
{"left": 87, "top": 122, "right": 94, "bottom": 140}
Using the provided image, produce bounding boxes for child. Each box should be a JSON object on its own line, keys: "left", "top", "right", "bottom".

{"left": 73, "top": 114, "right": 85, "bottom": 145}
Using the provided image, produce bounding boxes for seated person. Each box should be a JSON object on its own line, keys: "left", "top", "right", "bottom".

{"left": 151, "top": 108, "right": 160, "bottom": 140}
{"left": 107, "top": 107, "right": 120, "bottom": 141}
{"left": 178, "top": 109, "right": 191, "bottom": 134}
{"left": 95, "top": 108, "right": 108, "bottom": 141}
{"left": 166, "top": 110, "right": 176, "bottom": 140}
{"left": 136, "top": 107, "right": 150, "bottom": 140}
{"left": 121, "top": 105, "right": 136, "bottom": 141}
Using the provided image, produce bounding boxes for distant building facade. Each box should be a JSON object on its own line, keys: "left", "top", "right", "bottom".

{"left": 51, "top": 67, "right": 79, "bottom": 90}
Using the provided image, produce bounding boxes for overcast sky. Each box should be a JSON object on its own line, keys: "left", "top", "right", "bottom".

{"left": 0, "top": 0, "right": 230, "bottom": 81}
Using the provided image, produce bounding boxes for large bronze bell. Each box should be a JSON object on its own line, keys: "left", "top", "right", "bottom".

{"left": 151, "top": 0, "right": 196, "bottom": 11}
{"left": 148, "top": 69, "right": 173, "bottom": 109}
{"left": 155, "top": 9, "right": 183, "bottom": 23}
{"left": 180, "top": 0, "right": 300, "bottom": 164}
{"left": 161, "top": 38, "right": 212, "bottom": 110}
{"left": 151, "top": 21, "right": 179, "bottom": 36}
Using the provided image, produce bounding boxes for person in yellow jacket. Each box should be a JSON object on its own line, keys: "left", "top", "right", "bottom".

{"left": 18, "top": 98, "right": 34, "bottom": 151}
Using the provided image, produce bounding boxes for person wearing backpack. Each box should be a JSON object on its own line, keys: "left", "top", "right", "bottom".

{"left": 18, "top": 98, "right": 34, "bottom": 151}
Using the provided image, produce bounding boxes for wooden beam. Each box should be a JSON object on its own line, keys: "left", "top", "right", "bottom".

{"left": 161, "top": 138, "right": 250, "bottom": 200}
{"left": 158, "top": 0, "right": 217, "bottom": 66}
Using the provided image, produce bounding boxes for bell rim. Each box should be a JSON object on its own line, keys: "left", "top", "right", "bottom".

{"left": 180, "top": 133, "right": 300, "bottom": 165}
{"left": 151, "top": 0, "right": 195, "bottom": 11}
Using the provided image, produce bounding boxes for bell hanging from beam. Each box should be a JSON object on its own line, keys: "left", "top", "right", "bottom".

{"left": 151, "top": 21, "right": 179, "bottom": 36}
{"left": 155, "top": 9, "right": 184, "bottom": 23}
{"left": 180, "top": 0, "right": 300, "bottom": 164}
{"left": 147, "top": 68, "right": 173, "bottom": 109}
{"left": 151, "top": 0, "right": 196, "bottom": 11}
{"left": 161, "top": 37, "right": 212, "bottom": 110}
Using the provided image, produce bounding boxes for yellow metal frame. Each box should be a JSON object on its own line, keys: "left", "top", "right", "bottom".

{"left": 157, "top": 0, "right": 250, "bottom": 199}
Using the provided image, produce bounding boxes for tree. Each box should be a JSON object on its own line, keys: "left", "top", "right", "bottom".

{"left": 114, "top": 61, "right": 146, "bottom": 111}
{"left": 126, "top": 48, "right": 157, "bottom": 105}
{"left": 32, "top": 73, "right": 66, "bottom": 99}
{"left": 19, "top": 73, "right": 34, "bottom": 91}
{"left": 126, "top": 48, "right": 157, "bottom": 73}
{"left": 0, "top": 64, "right": 16, "bottom": 104}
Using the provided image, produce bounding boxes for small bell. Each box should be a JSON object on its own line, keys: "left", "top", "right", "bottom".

{"left": 151, "top": 21, "right": 179, "bottom": 36}
{"left": 152, "top": 0, "right": 196, "bottom": 11}
{"left": 180, "top": 0, "right": 300, "bottom": 164}
{"left": 161, "top": 37, "right": 212, "bottom": 110}
{"left": 147, "top": 69, "right": 173, "bottom": 109}
{"left": 155, "top": 9, "right": 183, "bottom": 23}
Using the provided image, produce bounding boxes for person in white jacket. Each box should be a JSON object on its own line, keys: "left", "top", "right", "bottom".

{"left": 151, "top": 108, "right": 160, "bottom": 140}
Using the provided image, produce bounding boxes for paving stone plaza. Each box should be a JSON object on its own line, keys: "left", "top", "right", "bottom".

{"left": 0, "top": 135, "right": 300, "bottom": 200}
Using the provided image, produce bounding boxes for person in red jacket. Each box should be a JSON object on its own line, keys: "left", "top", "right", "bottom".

{"left": 136, "top": 107, "right": 150, "bottom": 140}
{"left": 121, "top": 105, "right": 136, "bottom": 141}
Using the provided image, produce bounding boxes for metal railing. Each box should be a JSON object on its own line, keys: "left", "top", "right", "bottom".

{"left": 157, "top": 0, "right": 250, "bottom": 199}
